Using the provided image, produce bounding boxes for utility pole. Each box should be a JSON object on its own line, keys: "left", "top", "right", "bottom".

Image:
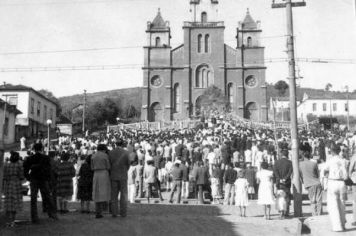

{"left": 272, "top": 0, "right": 306, "bottom": 217}
{"left": 82, "top": 89, "right": 86, "bottom": 134}
{"left": 237, "top": 22, "right": 246, "bottom": 118}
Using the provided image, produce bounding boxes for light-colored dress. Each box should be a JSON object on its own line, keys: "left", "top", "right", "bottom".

{"left": 257, "top": 169, "right": 275, "bottom": 205}
{"left": 91, "top": 151, "right": 111, "bottom": 202}
{"left": 234, "top": 178, "right": 249, "bottom": 207}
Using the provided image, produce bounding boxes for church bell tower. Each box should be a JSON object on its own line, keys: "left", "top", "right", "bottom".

{"left": 189, "top": 0, "right": 219, "bottom": 22}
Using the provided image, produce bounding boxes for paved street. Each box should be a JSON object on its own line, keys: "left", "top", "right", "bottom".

{"left": 1, "top": 189, "right": 356, "bottom": 236}
{"left": 0, "top": 200, "right": 301, "bottom": 236}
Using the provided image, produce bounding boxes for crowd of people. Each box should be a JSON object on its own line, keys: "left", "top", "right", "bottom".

{"left": 2, "top": 116, "right": 356, "bottom": 232}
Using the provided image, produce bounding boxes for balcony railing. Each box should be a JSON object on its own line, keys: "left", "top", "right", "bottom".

{"left": 183, "top": 21, "right": 224, "bottom": 28}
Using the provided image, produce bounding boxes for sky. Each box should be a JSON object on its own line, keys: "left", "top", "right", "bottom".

{"left": 0, "top": 0, "right": 355, "bottom": 97}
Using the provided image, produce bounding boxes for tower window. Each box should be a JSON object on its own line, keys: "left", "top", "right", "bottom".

{"left": 201, "top": 12, "right": 207, "bottom": 23}
{"left": 205, "top": 34, "right": 210, "bottom": 53}
{"left": 198, "top": 34, "right": 202, "bottom": 53}
{"left": 247, "top": 37, "right": 252, "bottom": 47}
{"left": 155, "top": 37, "right": 161, "bottom": 47}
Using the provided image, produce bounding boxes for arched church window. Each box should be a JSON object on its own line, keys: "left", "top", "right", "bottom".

{"left": 173, "top": 83, "right": 180, "bottom": 113}
{"left": 198, "top": 34, "right": 202, "bottom": 53}
{"left": 205, "top": 34, "right": 210, "bottom": 53}
{"left": 247, "top": 37, "right": 252, "bottom": 47}
{"left": 201, "top": 12, "right": 207, "bottom": 23}
{"left": 155, "top": 37, "right": 161, "bottom": 47}
{"left": 196, "top": 64, "right": 214, "bottom": 88}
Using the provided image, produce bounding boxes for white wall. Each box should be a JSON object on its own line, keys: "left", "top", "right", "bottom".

{"left": 0, "top": 90, "right": 56, "bottom": 128}
{"left": 298, "top": 99, "right": 356, "bottom": 121}
{"left": 28, "top": 91, "right": 57, "bottom": 128}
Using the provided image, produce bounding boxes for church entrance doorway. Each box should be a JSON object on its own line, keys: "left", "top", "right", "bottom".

{"left": 245, "top": 102, "right": 258, "bottom": 121}
{"left": 195, "top": 96, "right": 203, "bottom": 117}
{"left": 149, "top": 102, "right": 163, "bottom": 122}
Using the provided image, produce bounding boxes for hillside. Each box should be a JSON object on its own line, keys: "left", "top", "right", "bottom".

{"left": 59, "top": 87, "right": 142, "bottom": 118}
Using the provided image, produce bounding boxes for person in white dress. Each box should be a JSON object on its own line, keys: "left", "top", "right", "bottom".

{"left": 257, "top": 162, "right": 275, "bottom": 220}
{"left": 235, "top": 170, "right": 249, "bottom": 217}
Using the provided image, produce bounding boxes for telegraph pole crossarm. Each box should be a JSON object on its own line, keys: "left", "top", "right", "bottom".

{"left": 271, "top": 0, "right": 306, "bottom": 218}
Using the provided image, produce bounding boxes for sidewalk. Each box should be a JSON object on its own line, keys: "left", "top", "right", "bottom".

{"left": 304, "top": 210, "right": 356, "bottom": 236}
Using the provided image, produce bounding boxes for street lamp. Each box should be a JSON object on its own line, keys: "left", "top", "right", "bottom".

{"left": 46, "top": 119, "right": 52, "bottom": 154}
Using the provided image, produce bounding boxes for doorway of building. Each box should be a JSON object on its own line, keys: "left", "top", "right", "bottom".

{"left": 245, "top": 102, "right": 258, "bottom": 121}
{"left": 149, "top": 102, "right": 163, "bottom": 122}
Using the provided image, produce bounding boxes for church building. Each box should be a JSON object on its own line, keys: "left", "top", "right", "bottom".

{"left": 141, "top": 0, "right": 267, "bottom": 122}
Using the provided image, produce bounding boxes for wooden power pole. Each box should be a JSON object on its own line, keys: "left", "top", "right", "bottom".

{"left": 272, "top": 0, "right": 306, "bottom": 217}
{"left": 82, "top": 89, "right": 87, "bottom": 134}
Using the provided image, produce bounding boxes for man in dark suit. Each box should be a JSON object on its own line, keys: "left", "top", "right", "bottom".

{"left": 108, "top": 139, "right": 131, "bottom": 217}
{"left": 273, "top": 149, "right": 293, "bottom": 216}
{"left": 193, "top": 161, "right": 210, "bottom": 204}
{"left": 23, "top": 143, "right": 58, "bottom": 223}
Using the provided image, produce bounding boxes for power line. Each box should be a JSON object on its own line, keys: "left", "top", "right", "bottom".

{"left": 0, "top": 0, "right": 146, "bottom": 7}
{"left": 1, "top": 57, "right": 355, "bottom": 73}
{"left": 0, "top": 35, "right": 288, "bottom": 56}
{"left": 0, "top": 46, "right": 141, "bottom": 55}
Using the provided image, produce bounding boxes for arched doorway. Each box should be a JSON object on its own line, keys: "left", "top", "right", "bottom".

{"left": 149, "top": 102, "right": 163, "bottom": 122}
{"left": 245, "top": 102, "right": 258, "bottom": 121}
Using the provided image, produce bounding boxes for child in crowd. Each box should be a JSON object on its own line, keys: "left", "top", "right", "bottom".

{"left": 234, "top": 170, "right": 249, "bottom": 217}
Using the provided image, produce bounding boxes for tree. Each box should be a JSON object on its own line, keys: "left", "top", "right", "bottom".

{"left": 86, "top": 98, "right": 121, "bottom": 130}
{"left": 124, "top": 104, "right": 139, "bottom": 119}
{"left": 274, "top": 80, "right": 289, "bottom": 96}
{"left": 198, "top": 86, "right": 228, "bottom": 116}
{"left": 325, "top": 83, "right": 333, "bottom": 91}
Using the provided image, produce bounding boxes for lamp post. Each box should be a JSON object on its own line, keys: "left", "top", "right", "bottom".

{"left": 46, "top": 119, "right": 52, "bottom": 154}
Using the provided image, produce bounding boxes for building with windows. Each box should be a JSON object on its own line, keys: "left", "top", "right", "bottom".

{"left": 0, "top": 85, "right": 57, "bottom": 140}
{"left": 0, "top": 99, "right": 22, "bottom": 147}
{"left": 141, "top": 0, "right": 267, "bottom": 122}
{"left": 298, "top": 92, "right": 356, "bottom": 122}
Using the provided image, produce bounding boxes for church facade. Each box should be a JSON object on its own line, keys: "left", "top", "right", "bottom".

{"left": 141, "top": 0, "right": 268, "bottom": 122}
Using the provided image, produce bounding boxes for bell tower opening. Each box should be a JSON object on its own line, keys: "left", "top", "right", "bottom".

{"left": 201, "top": 12, "right": 207, "bottom": 22}
{"left": 190, "top": 0, "right": 219, "bottom": 22}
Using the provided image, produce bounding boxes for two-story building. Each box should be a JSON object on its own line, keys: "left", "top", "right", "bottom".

{"left": 0, "top": 99, "right": 22, "bottom": 147}
{"left": 298, "top": 92, "right": 356, "bottom": 122}
{"left": 0, "top": 84, "right": 57, "bottom": 140}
